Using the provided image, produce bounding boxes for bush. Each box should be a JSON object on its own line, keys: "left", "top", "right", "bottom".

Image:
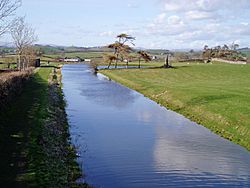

{"left": 0, "top": 69, "right": 33, "bottom": 109}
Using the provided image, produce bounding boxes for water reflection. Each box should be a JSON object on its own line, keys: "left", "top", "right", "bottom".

{"left": 79, "top": 76, "right": 138, "bottom": 109}
{"left": 153, "top": 123, "right": 250, "bottom": 185}
{"left": 137, "top": 103, "right": 250, "bottom": 186}
{"left": 62, "top": 64, "right": 250, "bottom": 188}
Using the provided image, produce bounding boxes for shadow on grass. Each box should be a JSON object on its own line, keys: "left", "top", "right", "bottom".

{"left": 0, "top": 69, "right": 49, "bottom": 187}
{"left": 99, "top": 65, "right": 192, "bottom": 71}
{"left": 40, "top": 65, "right": 58, "bottom": 68}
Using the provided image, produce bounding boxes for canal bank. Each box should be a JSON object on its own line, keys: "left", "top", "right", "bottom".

{"left": 0, "top": 65, "right": 88, "bottom": 187}
{"left": 62, "top": 63, "right": 250, "bottom": 188}
{"left": 100, "top": 63, "right": 250, "bottom": 150}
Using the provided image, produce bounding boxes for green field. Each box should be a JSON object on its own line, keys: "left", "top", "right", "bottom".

{"left": 100, "top": 62, "right": 250, "bottom": 150}
{"left": 44, "top": 51, "right": 104, "bottom": 59}
{"left": 242, "top": 51, "right": 250, "bottom": 57}
{"left": 239, "top": 49, "right": 250, "bottom": 57}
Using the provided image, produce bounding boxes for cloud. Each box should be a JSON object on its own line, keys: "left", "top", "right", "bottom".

{"left": 99, "top": 31, "right": 114, "bottom": 37}
{"left": 19, "top": 0, "right": 250, "bottom": 49}
{"left": 167, "top": 15, "right": 182, "bottom": 25}
{"left": 154, "top": 13, "right": 167, "bottom": 24}
{"left": 127, "top": 3, "right": 139, "bottom": 8}
{"left": 185, "top": 10, "right": 218, "bottom": 20}
{"left": 161, "top": 0, "right": 250, "bottom": 12}
{"left": 136, "top": 0, "right": 250, "bottom": 49}
{"left": 241, "top": 22, "right": 249, "bottom": 26}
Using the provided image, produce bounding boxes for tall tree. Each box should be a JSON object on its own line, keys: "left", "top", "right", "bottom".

{"left": 106, "top": 33, "right": 135, "bottom": 68}
{"left": 107, "top": 42, "right": 122, "bottom": 68}
{"left": 0, "top": 0, "right": 21, "bottom": 36}
{"left": 137, "top": 50, "right": 151, "bottom": 68}
{"left": 104, "top": 54, "right": 117, "bottom": 69}
{"left": 117, "top": 33, "right": 135, "bottom": 45}
{"left": 11, "top": 17, "right": 37, "bottom": 70}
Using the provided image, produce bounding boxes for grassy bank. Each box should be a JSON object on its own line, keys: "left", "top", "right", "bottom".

{"left": 0, "top": 66, "right": 87, "bottom": 187}
{"left": 100, "top": 62, "right": 250, "bottom": 150}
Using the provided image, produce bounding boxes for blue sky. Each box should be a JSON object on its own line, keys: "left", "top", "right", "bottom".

{"left": 5, "top": 0, "right": 250, "bottom": 49}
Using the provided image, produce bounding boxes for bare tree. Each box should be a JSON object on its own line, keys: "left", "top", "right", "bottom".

{"left": 23, "top": 46, "right": 36, "bottom": 68}
{"left": 0, "top": 0, "right": 21, "bottom": 36}
{"left": 11, "top": 17, "right": 37, "bottom": 70}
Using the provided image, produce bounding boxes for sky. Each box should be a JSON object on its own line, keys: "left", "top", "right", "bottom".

{"left": 3, "top": 0, "right": 250, "bottom": 49}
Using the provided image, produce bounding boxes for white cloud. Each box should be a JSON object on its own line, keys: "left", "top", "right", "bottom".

{"left": 135, "top": 0, "right": 250, "bottom": 49}
{"left": 162, "top": 0, "right": 250, "bottom": 12}
{"left": 99, "top": 31, "right": 114, "bottom": 37}
{"left": 241, "top": 22, "right": 249, "bottom": 26}
{"left": 167, "top": 15, "right": 182, "bottom": 25}
{"left": 164, "top": 2, "right": 182, "bottom": 11}
{"left": 154, "top": 13, "right": 167, "bottom": 24}
{"left": 185, "top": 10, "right": 217, "bottom": 20}
{"left": 127, "top": 3, "right": 139, "bottom": 8}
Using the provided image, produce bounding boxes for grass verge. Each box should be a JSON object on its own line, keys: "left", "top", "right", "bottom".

{"left": 100, "top": 62, "right": 250, "bottom": 150}
{"left": 0, "top": 66, "right": 89, "bottom": 187}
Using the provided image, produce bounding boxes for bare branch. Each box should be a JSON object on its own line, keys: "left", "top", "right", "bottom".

{"left": 11, "top": 17, "right": 37, "bottom": 53}
{"left": 0, "top": 0, "right": 21, "bottom": 36}
{"left": 11, "top": 16, "right": 38, "bottom": 70}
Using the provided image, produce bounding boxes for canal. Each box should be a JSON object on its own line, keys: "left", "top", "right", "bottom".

{"left": 62, "top": 64, "right": 250, "bottom": 188}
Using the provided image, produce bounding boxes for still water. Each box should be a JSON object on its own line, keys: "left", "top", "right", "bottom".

{"left": 62, "top": 64, "right": 250, "bottom": 188}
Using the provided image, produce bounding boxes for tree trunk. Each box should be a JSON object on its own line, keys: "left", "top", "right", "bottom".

{"left": 138, "top": 58, "right": 141, "bottom": 68}
{"left": 27, "top": 58, "right": 30, "bottom": 69}
{"left": 115, "top": 58, "right": 118, "bottom": 68}
{"left": 164, "top": 55, "right": 169, "bottom": 68}
{"left": 18, "top": 54, "right": 21, "bottom": 71}
{"left": 22, "top": 60, "right": 25, "bottom": 71}
{"left": 115, "top": 61, "right": 117, "bottom": 68}
{"left": 108, "top": 61, "right": 111, "bottom": 69}
{"left": 115, "top": 53, "right": 118, "bottom": 68}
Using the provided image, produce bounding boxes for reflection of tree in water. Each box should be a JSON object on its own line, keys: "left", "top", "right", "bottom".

{"left": 80, "top": 73, "right": 138, "bottom": 109}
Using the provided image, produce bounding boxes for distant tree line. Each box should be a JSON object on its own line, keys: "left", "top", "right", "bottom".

{"left": 202, "top": 43, "right": 245, "bottom": 62}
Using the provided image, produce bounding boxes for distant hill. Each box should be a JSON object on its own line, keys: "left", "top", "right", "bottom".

{"left": 33, "top": 45, "right": 113, "bottom": 54}
{"left": 34, "top": 45, "right": 65, "bottom": 54}
{"left": 0, "top": 44, "right": 205, "bottom": 56}
{"left": 0, "top": 46, "right": 15, "bottom": 54}
{"left": 238, "top": 47, "right": 250, "bottom": 57}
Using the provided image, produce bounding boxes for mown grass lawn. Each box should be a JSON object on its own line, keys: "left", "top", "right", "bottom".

{"left": 100, "top": 62, "right": 250, "bottom": 150}
{"left": 45, "top": 51, "right": 104, "bottom": 59}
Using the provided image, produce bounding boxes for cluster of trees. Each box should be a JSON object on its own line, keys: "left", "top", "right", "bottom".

{"left": 0, "top": 0, "right": 37, "bottom": 71}
{"left": 202, "top": 43, "right": 245, "bottom": 62}
{"left": 104, "top": 33, "right": 151, "bottom": 69}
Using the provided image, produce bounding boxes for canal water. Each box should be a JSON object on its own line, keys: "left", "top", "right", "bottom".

{"left": 62, "top": 64, "right": 250, "bottom": 188}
